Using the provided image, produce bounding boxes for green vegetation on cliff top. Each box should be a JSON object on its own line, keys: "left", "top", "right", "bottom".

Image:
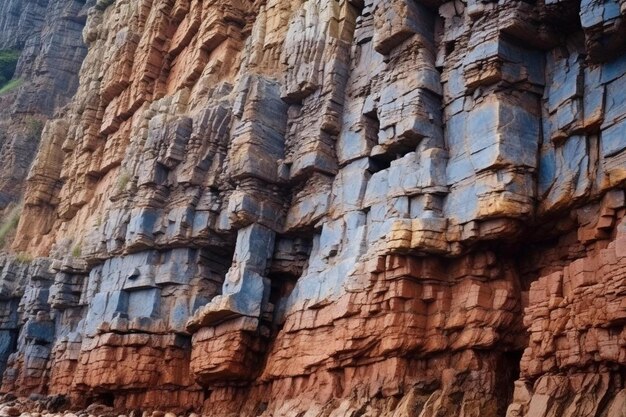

{"left": 0, "top": 204, "right": 21, "bottom": 248}
{"left": 0, "top": 78, "right": 22, "bottom": 95}
{"left": 0, "top": 50, "right": 20, "bottom": 89}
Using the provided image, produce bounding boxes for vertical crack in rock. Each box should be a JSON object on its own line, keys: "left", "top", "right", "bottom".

{"left": 0, "top": 0, "right": 624, "bottom": 416}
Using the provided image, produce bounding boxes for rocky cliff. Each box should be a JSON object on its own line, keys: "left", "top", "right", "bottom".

{"left": 0, "top": 0, "right": 93, "bottom": 214}
{"left": 0, "top": 0, "right": 625, "bottom": 416}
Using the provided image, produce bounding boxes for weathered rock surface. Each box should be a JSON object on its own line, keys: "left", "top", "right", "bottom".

{"left": 0, "top": 0, "right": 624, "bottom": 416}
{"left": 0, "top": 0, "right": 92, "bottom": 211}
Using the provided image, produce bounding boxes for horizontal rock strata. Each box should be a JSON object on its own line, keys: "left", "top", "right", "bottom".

{"left": 0, "top": 0, "right": 625, "bottom": 416}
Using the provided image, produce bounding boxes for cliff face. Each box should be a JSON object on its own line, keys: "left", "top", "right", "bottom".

{"left": 0, "top": 0, "right": 92, "bottom": 210}
{"left": 0, "top": 0, "right": 625, "bottom": 416}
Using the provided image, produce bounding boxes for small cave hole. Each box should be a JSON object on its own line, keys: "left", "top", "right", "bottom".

{"left": 267, "top": 274, "right": 299, "bottom": 331}
{"left": 497, "top": 349, "right": 524, "bottom": 415}
{"left": 203, "top": 388, "right": 212, "bottom": 402}
{"left": 90, "top": 392, "right": 115, "bottom": 407}
{"left": 445, "top": 41, "right": 455, "bottom": 56}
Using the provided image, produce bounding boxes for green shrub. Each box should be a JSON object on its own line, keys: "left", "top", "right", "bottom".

{"left": 15, "top": 252, "right": 33, "bottom": 263}
{"left": 0, "top": 50, "right": 20, "bottom": 88}
{"left": 0, "top": 78, "right": 22, "bottom": 95}
{"left": 26, "top": 117, "right": 44, "bottom": 141}
{"left": 0, "top": 204, "right": 22, "bottom": 247}
{"left": 117, "top": 171, "right": 131, "bottom": 192}
{"left": 71, "top": 244, "right": 82, "bottom": 258}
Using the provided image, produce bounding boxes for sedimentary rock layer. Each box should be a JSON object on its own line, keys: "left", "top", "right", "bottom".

{"left": 0, "top": 0, "right": 92, "bottom": 210}
{"left": 0, "top": 0, "right": 625, "bottom": 416}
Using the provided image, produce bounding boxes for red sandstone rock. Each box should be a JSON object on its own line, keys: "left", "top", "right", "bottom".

{"left": 0, "top": 1, "right": 623, "bottom": 416}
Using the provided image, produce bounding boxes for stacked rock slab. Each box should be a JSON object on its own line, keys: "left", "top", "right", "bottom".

{"left": 0, "top": 0, "right": 624, "bottom": 416}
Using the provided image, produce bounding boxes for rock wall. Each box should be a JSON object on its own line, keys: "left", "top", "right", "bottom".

{"left": 0, "top": 0, "right": 92, "bottom": 210}
{"left": 0, "top": 0, "right": 625, "bottom": 416}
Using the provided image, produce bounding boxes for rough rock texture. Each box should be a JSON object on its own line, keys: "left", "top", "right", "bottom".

{"left": 0, "top": 0, "right": 92, "bottom": 210}
{"left": 0, "top": 0, "right": 625, "bottom": 416}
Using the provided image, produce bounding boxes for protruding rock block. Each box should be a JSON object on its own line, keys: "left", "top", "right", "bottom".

{"left": 190, "top": 317, "right": 265, "bottom": 385}
{"left": 372, "top": 0, "right": 435, "bottom": 55}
